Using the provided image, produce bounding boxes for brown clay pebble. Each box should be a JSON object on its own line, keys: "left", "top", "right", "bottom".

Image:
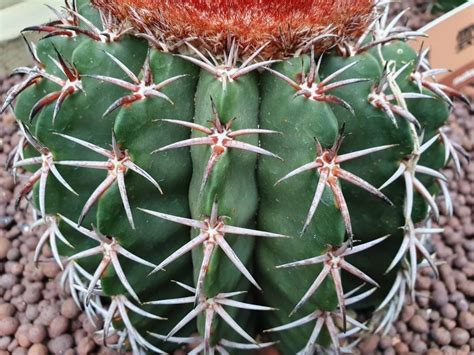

{"left": 16, "top": 324, "right": 31, "bottom": 348}
{"left": 440, "top": 303, "right": 458, "bottom": 319}
{"left": 77, "top": 337, "right": 96, "bottom": 354}
{"left": 0, "top": 304, "right": 16, "bottom": 319}
{"left": 409, "top": 314, "right": 428, "bottom": 333}
{"left": 432, "top": 327, "right": 451, "bottom": 346}
{"left": 60, "top": 298, "right": 79, "bottom": 320}
{"left": 358, "top": 334, "right": 379, "bottom": 353}
{"left": 0, "top": 317, "right": 20, "bottom": 336}
{"left": 0, "top": 237, "right": 11, "bottom": 259}
{"left": 27, "top": 325, "right": 46, "bottom": 344}
{"left": 27, "top": 344, "right": 48, "bottom": 355}
{"left": 458, "top": 311, "right": 474, "bottom": 330}
{"left": 48, "top": 316, "right": 69, "bottom": 338}
{"left": 450, "top": 328, "right": 469, "bottom": 346}
{"left": 12, "top": 348, "right": 27, "bottom": 355}
{"left": 47, "top": 334, "right": 73, "bottom": 353}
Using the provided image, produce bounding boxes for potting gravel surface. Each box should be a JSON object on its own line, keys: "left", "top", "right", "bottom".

{"left": 0, "top": 4, "right": 473, "bottom": 355}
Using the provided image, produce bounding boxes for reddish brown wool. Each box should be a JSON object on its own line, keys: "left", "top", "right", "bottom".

{"left": 92, "top": 0, "right": 374, "bottom": 58}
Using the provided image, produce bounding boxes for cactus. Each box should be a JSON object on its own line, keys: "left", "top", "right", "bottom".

{"left": 2, "top": 0, "right": 470, "bottom": 353}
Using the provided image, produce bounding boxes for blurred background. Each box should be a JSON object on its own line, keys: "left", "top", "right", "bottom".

{"left": 0, "top": 0, "right": 62, "bottom": 76}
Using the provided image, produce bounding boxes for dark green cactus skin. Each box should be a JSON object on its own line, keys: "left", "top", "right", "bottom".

{"left": 9, "top": 2, "right": 457, "bottom": 353}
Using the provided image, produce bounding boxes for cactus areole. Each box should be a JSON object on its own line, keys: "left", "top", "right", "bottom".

{"left": 3, "top": 0, "right": 470, "bottom": 353}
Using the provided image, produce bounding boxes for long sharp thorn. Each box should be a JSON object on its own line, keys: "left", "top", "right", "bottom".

{"left": 233, "top": 60, "right": 279, "bottom": 79}
{"left": 413, "top": 178, "right": 440, "bottom": 221}
{"left": 274, "top": 162, "right": 319, "bottom": 186}
{"left": 137, "top": 208, "right": 205, "bottom": 229}
{"left": 103, "top": 51, "right": 139, "bottom": 83}
{"left": 220, "top": 225, "right": 288, "bottom": 238}
{"left": 148, "top": 233, "right": 207, "bottom": 275}
{"left": 59, "top": 214, "right": 102, "bottom": 242}
{"left": 85, "top": 74, "right": 137, "bottom": 91}
{"left": 415, "top": 165, "right": 447, "bottom": 181}
{"left": 385, "top": 235, "right": 409, "bottom": 274}
{"left": 217, "top": 237, "right": 262, "bottom": 291}
{"left": 276, "top": 254, "right": 327, "bottom": 269}
{"left": 198, "top": 152, "right": 221, "bottom": 197}
{"left": 48, "top": 162, "right": 78, "bottom": 195}
{"left": 337, "top": 169, "right": 393, "bottom": 205}
{"left": 39, "top": 166, "right": 48, "bottom": 217}
{"left": 103, "top": 94, "right": 141, "bottom": 117}
{"left": 377, "top": 273, "right": 402, "bottom": 311}
{"left": 228, "top": 128, "right": 280, "bottom": 138}
{"left": 330, "top": 182, "right": 353, "bottom": 238}
{"left": 167, "top": 303, "right": 206, "bottom": 339}
{"left": 53, "top": 132, "right": 113, "bottom": 158}
{"left": 204, "top": 308, "right": 214, "bottom": 353}
{"left": 303, "top": 317, "right": 325, "bottom": 355}
{"left": 321, "top": 61, "right": 359, "bottom": 85}
{"left": 195, "top": 243, "right": 215, "bottom": 301}
{"left": 340, "top": 261, "right": 379, "bottom": 287}
{"left": 118, "top": 244, "right": 158, "bottom": 268}
{"left": 116, "top": 171, "right": 135, "bottom": 229}
{"left": 225, "top": 140, "right": 281, "bottom": 159}
{"left": 78, "top": 174, "right": 115, "bottom": 226}
{"left": 322, "top": 78, "right": 370, "bottom": 92}
{"left": 420, "top": 134, "right": 440, "bottom": 154}
{"left": 264, "top": 312, "right": 318, "bottom": 333}
{"left": 337, "top": 144, "right": 397, "bottom": 163}
{"left": 301, "top": 170, "right": 328, "bottom": 235}
{"left": 331, "top": 268, "right": 346, "bottom": 331}
{"left": 217, "top": 298, "right": 275, "bottom": 311}
{"left": 49, "top": 231, "right": 64, "bottom": 270}
{"left": 325, "top": 316, "right": 341, "bottom": 355}
{"left": 214, "top": 305, "right": 258, "bottom": 345}
{"left": 265, "top": 68, "right": 300, "bottom": 90}
{"left": 403, "top": 171, "right": 414, "bottom": 219}
{"left": 344, "top": 235, "right": 389, "bottom": 256}
{"left": 322, "top": 95, "right": 355, "bottom": 116}
{"left": 158, "top": 119, "right": 212, "bottom": 134}
{"left": 176, "top": 54, "right": 217, "bottom": 75}
{"left": 146, "top": 296, "right": 195, "bottom": 306}
{"left": 389, "top": 104, "right": 421, "bottom": 130}
{"left": 380, "top": 163, "right": 405, "bottom": 190}
{"left": 86, "top": 257, "right": 109, "bottom": 302}
{"left": 152, "top": 137, "right": 214, "bottom": 153}
{"left": 290, "top": 264, "right": 331, "bottom": 317}
{"left": 110, "top": 254, "right": 140, "bottom": 303}
{"left": 30, "top": 91, "right": 62, "bottom": 122}
{"left": 34, "top": 230, "right": 50, "bottom": 267}
{"left": 123, "top": 161, "right": 163, "bottom": 194}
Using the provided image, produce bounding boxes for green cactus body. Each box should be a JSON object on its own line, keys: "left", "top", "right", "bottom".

{"left": 4, "top": 1, "right": 469, "bottom": 354}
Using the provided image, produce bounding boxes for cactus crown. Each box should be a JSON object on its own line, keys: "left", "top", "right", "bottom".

{"left": 92, "top": 0, "right": 375, "bottom": 58}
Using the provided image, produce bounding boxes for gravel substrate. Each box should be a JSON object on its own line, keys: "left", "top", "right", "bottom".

{"left": 0, "top": 4, "right": 473, "bottom": 355}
